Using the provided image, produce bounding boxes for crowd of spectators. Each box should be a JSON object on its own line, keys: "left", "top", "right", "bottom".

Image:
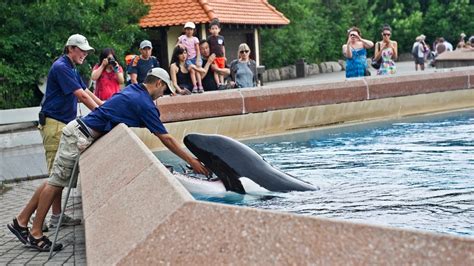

{"left": 91, "top": 18, "right": 257, "bottom": 99}
{"left": 343, "top": 24, "right": 472, "bottom": 77}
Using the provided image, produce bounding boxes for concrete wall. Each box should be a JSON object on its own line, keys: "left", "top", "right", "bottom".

{"left": 134, "top": 68, "right": 474, "bottom": 151}
{"left": 80, "top": 124, "right": 474, "bottom": 265}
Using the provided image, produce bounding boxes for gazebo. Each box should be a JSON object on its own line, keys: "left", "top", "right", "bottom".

{"left": 140, "top": 0, "right": 289, "bottom": 70}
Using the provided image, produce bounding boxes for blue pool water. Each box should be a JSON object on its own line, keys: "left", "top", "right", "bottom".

{"left": 156, "top": 110, "right": 474, "bottom": 236}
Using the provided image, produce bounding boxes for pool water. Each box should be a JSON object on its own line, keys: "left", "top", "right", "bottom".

{"left": 156, "top": 110, "right": 474, "bottom": 236}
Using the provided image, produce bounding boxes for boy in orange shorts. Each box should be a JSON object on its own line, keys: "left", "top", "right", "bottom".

{"left": 207, "top": 18, "right": 226, "bottom": 88}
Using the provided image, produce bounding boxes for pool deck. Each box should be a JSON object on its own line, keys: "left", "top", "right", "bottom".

{"left": 1, "top": 62, "right": 473, "bottom": 264}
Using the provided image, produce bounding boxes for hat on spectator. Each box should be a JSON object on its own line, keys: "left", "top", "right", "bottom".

{"left": 66, "top": 34, "right": 94, "bottom": 52}
{"left": 147, "top": 68, "right": 176, "bottom": 93}
{"left": 140, "top": 40, "right": 153, "bottom": 49}
{"left": 184, "top": 22, "right": 196, "bottom": 29}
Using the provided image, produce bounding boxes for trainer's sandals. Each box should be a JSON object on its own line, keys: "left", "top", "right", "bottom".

{"left": 7, "top": 218, "right": 29, "bottom": 245}
{"left": 27, "top": 234, "right": 63, "bottom": 252}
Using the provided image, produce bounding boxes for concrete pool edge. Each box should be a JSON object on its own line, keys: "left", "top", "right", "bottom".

{"left": 136, "top": 88, "right": 474, "bottom": 151}
{"left": 80, "top": 124, "right": 474, "bottom": 264}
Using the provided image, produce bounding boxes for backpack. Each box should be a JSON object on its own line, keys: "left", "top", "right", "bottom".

{"left": 412, "top": 43, "right": 419, "bottom": 58}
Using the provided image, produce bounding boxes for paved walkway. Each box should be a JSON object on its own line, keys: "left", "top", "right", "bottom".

{"left": 0, "top": 179, "right": 86, "bottom": 265}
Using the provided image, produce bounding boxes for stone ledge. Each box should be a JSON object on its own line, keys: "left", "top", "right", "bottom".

{"left": 241, "top": 80, "right": 367, "bottom": 113}
{"left": 367, "top": 70, "right": 470, "bottom": 99}
{"left": 155, "top": 68, "right": 474, "bottom": 123}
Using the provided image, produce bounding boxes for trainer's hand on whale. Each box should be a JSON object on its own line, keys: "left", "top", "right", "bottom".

{"left": 188, "top": 158, "right": 209, "bottom": 176}
{"left": 155, "top": 133, "right": 209, "bottom": 176}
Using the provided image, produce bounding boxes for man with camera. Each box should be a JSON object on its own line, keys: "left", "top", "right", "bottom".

{"left": 91, "top": 48, "right": 124, "bottom": 100}
{"left": 128, "top": 40, "right": 160, "bottom": 84}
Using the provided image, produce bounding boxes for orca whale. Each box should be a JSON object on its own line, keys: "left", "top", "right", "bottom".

{"left": 183, "top": 133, "right": 317, "bottom": 194}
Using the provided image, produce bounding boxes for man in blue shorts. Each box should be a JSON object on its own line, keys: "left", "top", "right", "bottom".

{"left": 128, "top": 40, "right": 160, "bottom": 84}
{"left": 7, "top": 68, "right": 209, "bottom": 252}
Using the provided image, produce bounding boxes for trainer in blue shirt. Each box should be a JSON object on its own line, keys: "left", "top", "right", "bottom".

{"left": 82, "top": 68, "right": 208, "bottom": 175}
{"left": 7, "top": 68, "right": 209, "bottom": 252}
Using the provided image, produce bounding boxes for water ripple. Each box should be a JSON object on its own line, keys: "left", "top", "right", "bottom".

{"left": 244, "top": 110, "right": 474, "bottom": 236}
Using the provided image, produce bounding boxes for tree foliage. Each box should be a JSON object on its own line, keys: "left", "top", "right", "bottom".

{"left": 261, "top": 0, "right": 473, "bottom": 68}
{"left": 0, "top": 0, "right": 148, "bottom": 109}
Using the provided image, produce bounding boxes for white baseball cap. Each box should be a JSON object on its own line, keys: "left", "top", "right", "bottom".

{"left": 184, "top": 22, "right": 196, "bottom": 29}
{"left": 147, "top": 68, "right": 176, "bottom": 93}
{"left": 65, "top": 34, "right": 94, "bottom": 52}
{"left": 140, "top": 40, "right": 153, "bottom": 49}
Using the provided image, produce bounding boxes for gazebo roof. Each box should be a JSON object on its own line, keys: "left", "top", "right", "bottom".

{"left": 140, "top": 0, "right": 290, "bottom": 28}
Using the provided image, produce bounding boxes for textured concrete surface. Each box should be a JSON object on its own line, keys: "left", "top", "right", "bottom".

{"left": 435, "top": 50, "right": 474, "bottom": 68}
{"left": 0, "top": 179, "right": 86, "bottom": 265}
{"left": 119, "top": 201, "right": 474, "bottom": 265}
{"left": 82, "top": 125, "right": 474, "bottom": 265}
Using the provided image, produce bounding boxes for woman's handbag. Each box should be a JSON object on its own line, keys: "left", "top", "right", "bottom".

{"left": 371, "top": 42, "right": 382, "bottom": 69}
{"left": 371, "top": 57, "right": 382, "bottom": 69}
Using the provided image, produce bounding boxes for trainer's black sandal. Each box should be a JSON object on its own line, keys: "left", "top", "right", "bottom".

{"left": 27, "top": 234, "right": 63, "bottom": 252}
{"left": 7, "top": 218, "right": 29, "bottom": 244}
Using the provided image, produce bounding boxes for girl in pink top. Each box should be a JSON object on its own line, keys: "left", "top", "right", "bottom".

{"left": 91, "top": 48, "right": 124, "bottom": 100}
{"left": 177, "top": 22, "right": 204, "bottom": 93}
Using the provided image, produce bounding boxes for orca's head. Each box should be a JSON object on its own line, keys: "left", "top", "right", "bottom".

{"left": 184, "top": 133, "right": 246, "bottom": 193}
{"left": 183, "top": 133, "right": 219, "bottom": 167}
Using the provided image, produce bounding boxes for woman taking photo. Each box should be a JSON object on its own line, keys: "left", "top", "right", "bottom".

{"left": 169, "top": 45, "right": 193, "bottom": 95}
{"left": 374, "top": 24, "right": 398, "bottom": 75}
{"left": 342, "top": 27, "right": 374, "bottom": 78}
{"left": 91, "top": 48, "right": 124, "bottom": 100}
{"left": 229, "top": 43, "right": 257, "bottom": 89}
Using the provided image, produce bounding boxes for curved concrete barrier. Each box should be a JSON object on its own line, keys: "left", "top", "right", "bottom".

{"left": 81, "top": 124, "right": 474, "bottom": 265}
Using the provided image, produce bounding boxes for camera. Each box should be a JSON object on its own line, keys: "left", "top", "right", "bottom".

{"left": 107, "top": 57, "right": 117, "bottom": 66}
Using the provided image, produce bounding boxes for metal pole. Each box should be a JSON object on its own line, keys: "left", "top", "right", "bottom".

{"left": 48, "top": 157, "right": 79, "bottom": 260}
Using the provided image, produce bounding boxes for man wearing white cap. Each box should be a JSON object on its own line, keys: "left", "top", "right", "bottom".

{"left": 128, "top": 40, "right": 160, "bottom": 84}
{"left": 30, "top": 34, "right": 104, "bottom": 233}
{"left": 7, "top": 68, "right": 209, "bottom": 252}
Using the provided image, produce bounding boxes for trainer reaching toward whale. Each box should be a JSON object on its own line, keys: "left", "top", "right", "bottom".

{"left": 180, "top": 133, "right": 317, "bottom": 194}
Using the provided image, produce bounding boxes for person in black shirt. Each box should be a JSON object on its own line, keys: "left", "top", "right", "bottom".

{"left": 199, "top": 39, "right": 229, "bottom": 91}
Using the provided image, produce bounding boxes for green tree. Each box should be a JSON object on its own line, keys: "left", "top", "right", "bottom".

{"left": 261, "top": 0, "right": 473, "bottom": 68}
{"left": 261, "top": 0, "right": 373, "bottom": 68}
{"left": 0, "top": 0, "right": 148, "bottom": 109}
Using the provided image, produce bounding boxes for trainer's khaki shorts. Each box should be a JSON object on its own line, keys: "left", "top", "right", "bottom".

{"left": 48, "top": 120, "right": 94, "bottom": 188}
{"left": 39, "top": 118, "right": 65, "bottom": 174}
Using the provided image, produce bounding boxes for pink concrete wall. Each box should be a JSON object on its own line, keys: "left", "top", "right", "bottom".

{"left": 80, "top": 125, "right": 474, "bottom": 265}
{"left": 156, "top": 69, "right": 474, "bottom": 123}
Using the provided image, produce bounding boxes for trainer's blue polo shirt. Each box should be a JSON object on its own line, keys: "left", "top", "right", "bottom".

{"left": 81, "top": 83, "right": 168, "bottom": 134}
{"left": 41, "top": 55, "right": 86, "bottom": 124}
